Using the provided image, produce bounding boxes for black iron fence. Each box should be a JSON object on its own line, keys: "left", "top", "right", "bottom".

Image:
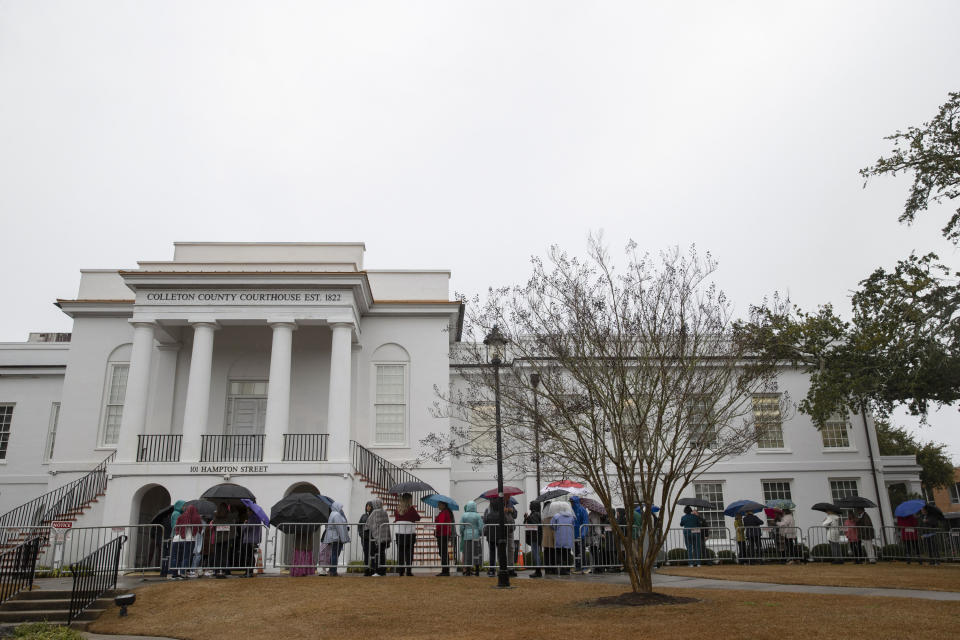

{"left": 137, "top": 435, "right": 182, "bottom": 462}
{"left": 68, "top": 535, "right": 126, "bottom": 624}
{"left": 0, "top": 536, "right": 42, "bottom": 604}
{"left": 350, "top": 440, "right": 436, "bottom": 518}
{"left": 0, "top": 451, "right": 115, "bottom": 530}
{"left": 282, "top": 434, "right": 329, "bottom": 461}
{"left": 200, "top": 435, "right": 264, "bottom": 462}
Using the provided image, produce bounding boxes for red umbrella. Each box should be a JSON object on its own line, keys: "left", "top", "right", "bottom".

{"left": 543, "top": 480, "right": 589, "bottom": 496}
{"left": 763, "top": 507, "right": 783, "bottom": 519}
{"left": 479, "top": 486, "right": 524, "bottom": 499}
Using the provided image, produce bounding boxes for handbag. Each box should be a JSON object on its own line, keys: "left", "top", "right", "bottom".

{"left": 317, "top": 542, "right": 332, "bottom": 565}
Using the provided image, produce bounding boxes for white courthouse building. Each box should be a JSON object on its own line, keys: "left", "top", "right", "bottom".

{"left": 0, "top": 242, "right": 921, "bottom": 538}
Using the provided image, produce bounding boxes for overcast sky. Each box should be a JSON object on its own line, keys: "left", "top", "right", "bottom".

{"left": 1, "top": 1, "right": 957, "bottom": 460}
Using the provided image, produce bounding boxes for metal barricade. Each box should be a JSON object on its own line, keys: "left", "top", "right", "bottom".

{"left": 501, "top": 522, "right": 575, "bottom": 573}
{"left": 877, "top": 526, "right": 957, "bottom": 563}
{"left": 375, "top": 521, "right": 463, "bottom": 573}
{"left": 663, "top": 527, "right": 714, "bottom": 566}
{"left": 732, "top": 526, "right": 803, "bottom": 564}
{"left": 578, "top": 523, "right": 628, "bottom": 572}
{"left": 806, "top": 525, "right": 881, "bottom": 563}
{"left": 176, "top": 523, "right": 269, "bottom": 576}
{"left": 33, "top": 525, "right": 164, "bottom": 575}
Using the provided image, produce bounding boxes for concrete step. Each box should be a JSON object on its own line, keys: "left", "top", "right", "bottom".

{"left": 0, "top": 608, "right": 105, "bottom": 623}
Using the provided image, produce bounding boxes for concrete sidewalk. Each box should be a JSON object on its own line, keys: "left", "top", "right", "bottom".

{"left": 529, "top": 570, "right": 960, "bottom": 601}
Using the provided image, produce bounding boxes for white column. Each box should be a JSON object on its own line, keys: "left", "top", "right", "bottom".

{"left": 180, "top": 322, "right": 218, "bottom": 462}
{"left": 116, "top": 322, "right": 156, "bottom": 462}
{"left": 326, "top": 322, "right": 353, "bottom": 462}
{"left": 264, "top": 322, "right": 296, "bottom": 461}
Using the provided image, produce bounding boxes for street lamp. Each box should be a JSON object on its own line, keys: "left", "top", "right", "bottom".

{"left": 530, "top": 372, "right": 541, "bottom": 497}
{"left": 483, "top": 325, "right": 511, "bottom": 588}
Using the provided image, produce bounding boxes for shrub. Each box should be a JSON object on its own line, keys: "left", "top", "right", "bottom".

{"left": 666, "top": 548, "right": 688, "bottom": 563}
{"left": 716, "top": 550, "right": 736, "bottom": 564}
{"left": 810, "top": 543, "right": 834, "bottom": 560}
{"left": 881, "top": 543, "right": 905, "bottom": 559}
{"left": 14, "top": 622, "right": 85, "bottom": 640}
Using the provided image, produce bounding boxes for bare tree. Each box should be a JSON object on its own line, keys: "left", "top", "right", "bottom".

{"left": 419, "top": 237, "right": 783, "bottom": 594}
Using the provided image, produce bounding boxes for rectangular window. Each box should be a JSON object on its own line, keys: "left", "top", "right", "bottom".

{"left": 821, "top": 414, "right": 851, "bottom": 448}
{"left": 694, "top": 482, "right": 726, "bottom": 538}
{"left": 752, "top": 394, "right": 784, "bottom": 448}
{"left": 0, "top": 404, "right": 13, "bottom": 460}
{"left": 375, "top": 364, "right": 406, "bottom": 444}
{"left": 762, "top": 481, "right": 792, "bottom": 503}
{"left": 688, "top": 396, "right": 716, "bottom": 447}
{"left": 829, "top": 479, "right": 859, "bottom": 502}
{"left": 44, "top": 402, "right": 60, "bottom": 462}
{"left": 949, "top": 483, "right": 960, "bottom": 504}
{"left": 468, "top": 402, "right": 496, "bottom": 455}
{"left": 101, "top": 364, "right": 128, "bottom": 446}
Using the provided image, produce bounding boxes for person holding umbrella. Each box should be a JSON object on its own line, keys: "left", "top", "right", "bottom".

{"left": 524, "top": 501, "right": 543, "bottom": 578}
{"left": 171, "top": 504, "right": 202, "bottom": 579}
{"left": 919, "top": 505, "right": 942, "bottom": 565}
{"left": 854, "top": 508, "right": 876, "bottom": 564}
{"left": 778, "top": 508, "right": 799, "bottom": 563}
{"left": 394, "top": 493, "right": 420, "bottom": 576}
{"left": 897, "top": 510, "right": 921, "bottom": 564}
{"left": 483, "top": 497, "right": 516, "bottom": 577}
{"left": 434, "top": 501, "right": 455, "bottom": 576}
{"left": 569, "top": 496, "right": 589, "bottom": 574}
{"left": 822, "top": 507, "right": 844, "bottom": 564}
{"left": 680, "top": 506, "right": 703, "bottom": 567}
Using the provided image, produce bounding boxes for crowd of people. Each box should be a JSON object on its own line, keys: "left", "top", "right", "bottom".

{"left": 158, "top": 494, "right": 955, "bottom": 578}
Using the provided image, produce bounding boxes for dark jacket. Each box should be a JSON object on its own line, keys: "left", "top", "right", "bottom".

{"left": 483, "top": 500, "right": 515, "bottom": 542}
{"left": 742, "top": 512, "right": 764, "bottom": 540}
{"left": 524, "top": 502, "right": 543, "bottom": 545}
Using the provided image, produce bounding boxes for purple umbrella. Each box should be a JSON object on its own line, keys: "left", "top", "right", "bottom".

{"left": 241, "top": 498, "right": 269, "bottom": 527}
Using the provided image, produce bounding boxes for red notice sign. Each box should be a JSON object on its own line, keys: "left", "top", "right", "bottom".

{"left": 51, "top": 521, "right": 73, "bottom": 529}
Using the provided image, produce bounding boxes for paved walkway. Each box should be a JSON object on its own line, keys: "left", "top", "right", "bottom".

{"left": 545, "top": 570, "right": 960, "bottom": 601}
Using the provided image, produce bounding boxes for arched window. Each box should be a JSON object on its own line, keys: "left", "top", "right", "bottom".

{"left": 99, "top": 343, "right": 132, "bottom": 447}
{"left": 371, "top": 343, "right": 410, "bottom": 446}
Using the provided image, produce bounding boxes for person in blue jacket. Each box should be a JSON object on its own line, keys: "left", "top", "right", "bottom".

{"left": 569, "top": 496, "right": 590, "bottom": 573}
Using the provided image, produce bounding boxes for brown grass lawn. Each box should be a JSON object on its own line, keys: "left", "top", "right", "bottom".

{"left": 659, "top": 562, "right": 960, "bottom": 592}
{"left": 89, "top": 576, "right": 960, "bottom": 640}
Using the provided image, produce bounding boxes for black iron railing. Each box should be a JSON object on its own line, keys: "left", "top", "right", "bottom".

{"left": 0, "top": 451, "right": 115, "bottom": 531}
{"left": 282, "top": 434, "right": 329, "bottom": 461}
{"left": 200, "top": 435, "right": 264, "bottom": 462}
{"left": 136, "top": 435, "right": 182, "bottom": 462}
{"left": 350, "top": 441, "right": 436, "bottom": 518}
{"left": 68, "top": 534, "right": 126, "bottom": 624}
{"left": 0, "top": 536, "right": 41, "bottom": 604}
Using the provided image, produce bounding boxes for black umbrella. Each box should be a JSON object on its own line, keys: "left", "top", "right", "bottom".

{"left": 923, "top": 503, "right": 945, "bottom": 519}
{"left": 812, "top": 502, "right": 839, "bottom": 513}
{"left": 532, "top": 489, "right": 570, "bottom": 503}
{"left": 270, "top": 493, "right": 331, "bottom": 533}
{"left": 201, "top": 483, "right": 256, "bottom": 503}
{"left": 678, "top": 497, "right": 717, "bottom": 510}
{"left": 388, "top": 481, "right": 435, "bottom": 494}
{"left": 834, "top": 496, "right": 877, "bottom": 509}
{"left": 183, "top": 499, "right": 217, "bottom": 520}
{"left": 150, "top": 504, "right": 174, "bottom": 526}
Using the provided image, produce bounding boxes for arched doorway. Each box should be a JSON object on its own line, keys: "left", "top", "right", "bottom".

{"left": 132, "top": 484, "right": 171, "bottom": 570}
{"left": 285, "top": 482, "right": 320, "bottom": 497}
{"left": 279, "top": 482, "right": 322, "bottom": 569}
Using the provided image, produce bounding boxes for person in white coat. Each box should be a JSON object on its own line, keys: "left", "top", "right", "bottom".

{"left": 322, "top": 501, "right": 350, "bottom": 576}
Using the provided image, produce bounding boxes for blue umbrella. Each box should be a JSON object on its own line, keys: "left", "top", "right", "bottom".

{"left": 240, "top": 498, "right": 269, "bottom": 527}
{"left": 724, "top": 500, "right": 765, "bottom": 517}
{"left": 765, "top": 499, "right": 796, "bottom": 510}
{"left": 894, "top": 499, "right": 926, "bottom": 518}
{"left": 635, "top": 504, "right": 660, "bottom": 513}
{"left": 422, "top": 494, "right": 459, "bottom": 511}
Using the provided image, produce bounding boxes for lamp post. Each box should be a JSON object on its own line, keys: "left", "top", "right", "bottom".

{"left": 484, "top": 325, "right": 510, "bottom": 589}
{"left": 530, "top": 372, "right": 541, "bottom": 496}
